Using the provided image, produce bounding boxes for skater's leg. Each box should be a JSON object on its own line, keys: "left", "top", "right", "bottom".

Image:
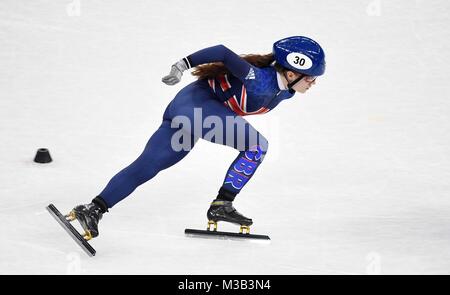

{"left": 218, "top": 139, "right": 268, "bottom": 200}
{"left": 69, "top": 85, "right": 205, "bottom": 238}
{"left": 165, "top": 88, "right": 269, "bottom": 230}
{"left": 172, "top": 95, "right": 269, "bottom": 201}
{"left": 97, "top": 120, "right": 197, "bottom": 208}
{"left": 92, "top": 82, "right": 211, "bottom": 210}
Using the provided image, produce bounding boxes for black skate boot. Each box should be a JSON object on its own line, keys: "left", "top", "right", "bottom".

{"left": 207, "top": 199, "right": 253, "bottom": 234}
{"left": 66, "top": 202, "right": 103, "bottom": 240}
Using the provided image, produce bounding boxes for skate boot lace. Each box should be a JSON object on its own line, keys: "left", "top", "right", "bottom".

{"left": 85, "top": 203, "right": 103, "bottom": 221}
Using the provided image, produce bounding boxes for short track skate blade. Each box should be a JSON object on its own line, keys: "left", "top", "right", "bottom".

{"left": 46, "top": 204, "right": 96, "bottom": 257}
{"left": 185, "top": 229, "right": 270, "bottom": 240}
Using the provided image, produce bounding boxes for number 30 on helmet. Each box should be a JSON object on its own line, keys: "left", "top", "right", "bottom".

{"left": 273, "top": 36, "right": 326, "bottom": 77}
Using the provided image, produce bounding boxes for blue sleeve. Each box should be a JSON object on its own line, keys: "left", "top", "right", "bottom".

{"left": 182, "top": 45, "right": 254, "bottom": 81}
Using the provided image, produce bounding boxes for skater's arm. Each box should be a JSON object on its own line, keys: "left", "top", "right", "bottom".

{"left": 184, "top": 45, "right": 254, "bottom": 81}
{"left": 162, "top": 45, "right": 255, "bottom": 85}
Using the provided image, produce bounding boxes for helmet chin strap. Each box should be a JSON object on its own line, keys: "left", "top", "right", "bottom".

{"left": 284, "top": 72, "right": 305, "bottom": 94}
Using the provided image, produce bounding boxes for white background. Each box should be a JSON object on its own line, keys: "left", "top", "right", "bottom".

{"left": 0, "top": 0, "right": 449, "bottom": 274}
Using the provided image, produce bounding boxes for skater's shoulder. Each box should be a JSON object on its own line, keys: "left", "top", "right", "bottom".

{"left": 243, "top": 65, "right": 279, "bottom": 93}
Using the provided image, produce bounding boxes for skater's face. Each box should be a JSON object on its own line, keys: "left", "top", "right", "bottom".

{"left": 285, "top": 71, "right": 317, "bottom": 93}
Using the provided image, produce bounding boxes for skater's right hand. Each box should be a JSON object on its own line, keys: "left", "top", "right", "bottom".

{"left": 162, "top": 60, "right": 188, "bottom": 86}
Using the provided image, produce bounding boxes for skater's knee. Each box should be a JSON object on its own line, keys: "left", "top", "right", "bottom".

{"left": 251, "top": 134, "right": 268, "bottom": 162}
{"left": 245, "top": 132, "right": 268, "bottom": 152}
{"left": 258, "top": 135, "right": 269, "bottom": 155}
{"left": 245, "top": 141, "right": 268, "bottom": 163}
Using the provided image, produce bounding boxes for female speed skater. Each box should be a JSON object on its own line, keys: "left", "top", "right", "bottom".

{"left": 66, "top": 36, "right": 326, "bottom": 240}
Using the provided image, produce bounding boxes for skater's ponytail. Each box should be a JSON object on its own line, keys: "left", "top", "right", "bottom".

{"left": 192, "top": 53, "right": 275, "bottom": 80}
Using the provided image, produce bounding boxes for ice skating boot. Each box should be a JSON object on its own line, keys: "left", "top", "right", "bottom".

{"left": 66, "top": 202, "right": 103, "bottom": 240}
{"left": 206, "top": 199, "right": 253, "bottom": 234}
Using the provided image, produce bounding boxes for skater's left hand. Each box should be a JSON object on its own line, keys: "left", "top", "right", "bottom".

{"left": 162, "top": 60, "right": 187, "bottom": 85}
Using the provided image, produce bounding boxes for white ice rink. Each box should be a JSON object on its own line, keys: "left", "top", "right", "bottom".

{"left": 1, "top": 0, "right": 449, "bottom": 274}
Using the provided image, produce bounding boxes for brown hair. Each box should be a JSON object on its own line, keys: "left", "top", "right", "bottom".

{"left": 191, "top": 53, "right": 279, "bottom": 80}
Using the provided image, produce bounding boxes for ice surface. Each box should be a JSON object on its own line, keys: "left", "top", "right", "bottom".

{"left": 0, "top": 0, "right": 449, "bottom": 274}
